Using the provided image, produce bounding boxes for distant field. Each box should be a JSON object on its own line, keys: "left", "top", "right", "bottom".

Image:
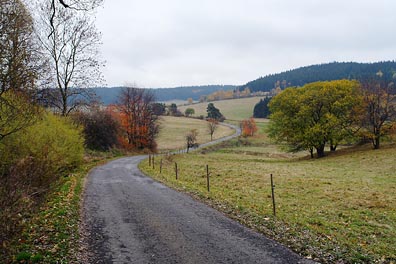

{"left": 141, "top": 130, "right": 396, "bottom": 263}
{"left": 178, "top": 97, "right": 266, "bottom": 121}
{"left": 156, "top": 116, "right": 235, "bottom": 152}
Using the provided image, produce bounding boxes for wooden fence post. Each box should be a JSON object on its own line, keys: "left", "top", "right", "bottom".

{"left": 152, "top": 155, "right": 155, "bottom": 169}
{"left": 160, "top": 159, "right": 163, "bottom": 174}
{"left": 175, "top": 162, "right": 178, "bottom": 180}
{"left": 206, "top": 165, "right": 210, "bottom": 192}
{"left": 270, "top": 174, "right": 276, "bottom": 217}
{"left": 149, "top": 154, "right": 151, "bottom": 166}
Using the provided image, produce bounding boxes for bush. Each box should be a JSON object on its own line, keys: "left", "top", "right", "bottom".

{"left": 72, "top": 109, "right": 120, "bottom": 151}
{"left": 0, "top": 111, "right": 84, "bottom": 256}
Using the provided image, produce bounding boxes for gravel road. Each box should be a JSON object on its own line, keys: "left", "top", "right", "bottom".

{"left": 81, "top": 124, "right": 315, "bottom": 263}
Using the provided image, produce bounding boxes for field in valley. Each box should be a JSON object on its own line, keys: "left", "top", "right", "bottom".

{"left": 142, "top": 122, "right": 396, "bottom": 263}
{"left": 156, "top": 116, "right": 235, "bottom": 151}
{"left": 178, "top": 97, "right": 266, "bottom": 121}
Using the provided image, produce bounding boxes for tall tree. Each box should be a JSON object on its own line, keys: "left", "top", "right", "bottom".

{"left": 116, "top": 87, "right": 159, "bottom": 151}
{"left": 0, "top": 0, "right": 42, "bottom": 141}
{"left": 268, "top": 80, "right": 362, "bottom": 158}
{"left": 206, "top": 103, "right": 224, "bottom": 121}
{"left": 359, "top": 73, "right": 396, "bottom": 149}
{"left": 37, "top": 0, "right": 103, "bottom": 115}
{"left": 207, "top": 118, "right": 218, "bottom": 141}
{"left": 253, "top": 97, "right": 271, "bottom": 118}
{"left": 0, "top": 0, "right": 44, "bottom": 95}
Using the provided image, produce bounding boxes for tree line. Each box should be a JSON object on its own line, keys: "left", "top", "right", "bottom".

{"left": 240, "top": 61, "right": 396, "bottom": 94}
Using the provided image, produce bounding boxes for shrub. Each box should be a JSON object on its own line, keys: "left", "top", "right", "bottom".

{"left": 72, "top": 109, "right": 120, "bottom": 151}
{"left": 0, "top": 111, "right": 84, "bottom": 256}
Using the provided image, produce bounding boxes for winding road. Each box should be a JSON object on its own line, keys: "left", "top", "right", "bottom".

{"left": 81, "top": 124, "right": 314, "bottom": 263}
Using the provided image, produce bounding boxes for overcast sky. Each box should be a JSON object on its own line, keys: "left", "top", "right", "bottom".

{"left": 96, "top": 0, "right": 396, "bottom": 88}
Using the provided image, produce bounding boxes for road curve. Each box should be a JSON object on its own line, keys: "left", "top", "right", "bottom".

{"left": 81, "top": 156, "right": 314, "bottom": 263}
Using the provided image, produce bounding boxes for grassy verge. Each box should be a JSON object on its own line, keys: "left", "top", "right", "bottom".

{"left": 6, "top": 150, "right": 122, "bottom": 263}
{"left": 140, "top": 134, "right": 396, "bottom": 263}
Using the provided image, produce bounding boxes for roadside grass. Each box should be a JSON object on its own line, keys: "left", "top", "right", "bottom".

{"left": 156, "top": 116, "right": 235, "bottom": 152}
{"left": 178, "top": 97, "right": 266, "bottom": 121}
{"left": 6, "top": 150, "right": 122, "bottom": 263}
{"left": 140, "top": 134, "right": 396, "bottom": 263}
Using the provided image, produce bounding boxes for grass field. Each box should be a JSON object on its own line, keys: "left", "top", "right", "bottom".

{"left": 141, "top": 125, "right": 396, "bottom": 263}
{"left": 178, "top": 97, "right": 266, "bottom": 121}
{"left": 156, "top": 116, "right": 235, "bottom": 152}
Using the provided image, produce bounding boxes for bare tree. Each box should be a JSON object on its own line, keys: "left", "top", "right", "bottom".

{"left": 207, "top": 118, "right": 218, "bottom": 141}
{"left": 186, "top": 129, "right": 198, "bottom": 153}
{"left": 117, "top": 87, "right": 159, "bottom": 151}
{"left": 36, "top": 0, "right": 103, "bottom": 115}
{"left": 359, "top": 74, "right": 396, "bottom": 149}
{"left": 48, "top": 0, "right": 103, "bottom": 37}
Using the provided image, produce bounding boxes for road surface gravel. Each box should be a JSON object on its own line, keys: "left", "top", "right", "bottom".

{"left": 81, "top": 154, "right": 315, "bottom": 263}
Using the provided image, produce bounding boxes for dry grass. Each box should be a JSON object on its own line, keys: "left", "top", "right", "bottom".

{"left": 178, "top": 97, "right": 267, "bottom": 121}
{"left": 156, "top": 116, "right": 235, "bottom": 151}
{"left": 141, "top": 131, "right": 396, "bottom": 263}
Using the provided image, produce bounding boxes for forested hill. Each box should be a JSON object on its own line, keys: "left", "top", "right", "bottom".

{"left": 240, "top": 61, "right": 396, "bottom": 92}
{"left": 93, "top": 85, "right": 236, "bottom": 105}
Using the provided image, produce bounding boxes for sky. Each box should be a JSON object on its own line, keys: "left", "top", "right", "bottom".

{"left": 95, "top": 0, "right": 396, "bottom": 88}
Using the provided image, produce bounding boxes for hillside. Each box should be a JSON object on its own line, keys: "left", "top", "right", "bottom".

{"left": 92, "top": 85, "right": 237, "bottom": 105}
{"left": 155, "top": 116, "right": 235, "bottom": 151}
{"left": 240, "top": 61, "right": 396, "bottom": 92}
{"left": 179, "top": 97, "right": 266, "bottom": 121}
{"left": 93, "top": 61, "right": 396, "bottom": 105}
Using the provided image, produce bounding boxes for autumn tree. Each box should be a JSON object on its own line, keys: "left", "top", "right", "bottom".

{"left": 268, "top": 80, "right": 362, "bottom": 158}
{"left": 207, "top": 118, "right": 218, "bottom": 141}
{"left": 116, "top": 87, "right": 159, "bottom": 151}
{"left": 241, "top": 118, "right": 258, "bottom": 137}
{"left": 37, "top": 0, "right": 103, "bottom": 116}
{"left": 359, "top": 73, "right": 396, "bottom": 149}
{"left": 186, "top": 129, "right": 198, "bottom": 153}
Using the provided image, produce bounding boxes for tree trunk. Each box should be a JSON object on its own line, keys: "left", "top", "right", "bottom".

{"left": 373, "top": 135, "right": 380, "bottom": 149}
{"left": 316, "top": 145, "right": 325, "bottom": 158}
{"left": 330, "top": 145, "right": 337, "bottom": 151}
{"left": 309, "top": 148, "right": 314, "bottom": 159}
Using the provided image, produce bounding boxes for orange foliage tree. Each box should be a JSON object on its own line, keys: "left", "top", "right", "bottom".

{"left": 241, "top": 118, "right": 258, "bottom": 137}
{"left": 111, "top": 87, "right": 159, "bottom": 151}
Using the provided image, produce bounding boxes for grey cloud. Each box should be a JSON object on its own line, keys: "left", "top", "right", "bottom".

{"left": 96, "top": 0, "right": 396, "bottom": 87}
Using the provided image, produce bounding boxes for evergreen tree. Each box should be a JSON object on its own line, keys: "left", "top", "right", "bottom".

{"left": 206, "top": 103, "right": 224, "bottom": 121}
{"left": 253, "top": 97, "right": 271, "bottom": 118}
